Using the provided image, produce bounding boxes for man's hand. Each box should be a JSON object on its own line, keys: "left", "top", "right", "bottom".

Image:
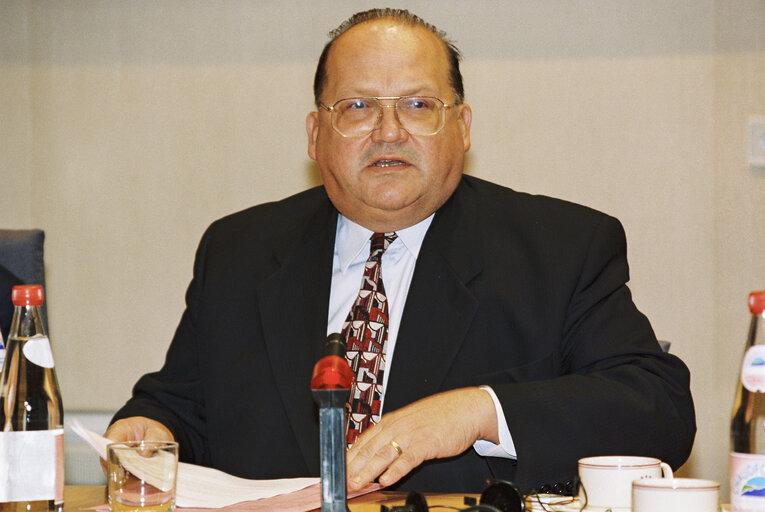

{"left": 104, "top": 416, "right": 175, "bottom": 443}
{"left": 346, "top": 387, "right": 499, "bottom": 490}
{"left": 101, "top": 416, "right": 175, "bottom": 474}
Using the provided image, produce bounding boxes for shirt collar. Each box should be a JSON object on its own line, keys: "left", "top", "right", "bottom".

{"left": 335, "top": 214, "right": 435, "bottom": 272}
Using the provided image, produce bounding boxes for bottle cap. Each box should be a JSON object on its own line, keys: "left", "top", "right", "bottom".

{"left": 11, "top": 284, "right": 44, "bottom": 307}
{"left": 749, "top": 291, "right": 765, "bottom": 315}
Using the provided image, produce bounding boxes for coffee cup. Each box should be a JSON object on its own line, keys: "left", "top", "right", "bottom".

{"left": 578, "top": 455, "right": 673, "bottom": 510}
{"left": 632, "top": 477, "right": 719, "bottom": 512}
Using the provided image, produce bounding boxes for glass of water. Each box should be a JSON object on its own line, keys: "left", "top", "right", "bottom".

{"left": 107, "top": 440, "right": 179, "bottom": 512}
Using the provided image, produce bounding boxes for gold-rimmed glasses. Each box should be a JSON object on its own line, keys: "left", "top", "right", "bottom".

{"left": 318, "top": 96, "right": 455, "bottom": 137}
{"left": 525, "top": 493, "right": 585, "bottom": 511}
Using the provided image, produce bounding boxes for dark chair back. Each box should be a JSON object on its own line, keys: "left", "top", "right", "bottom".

{"left": 0, "top": 229, "right": 46, "bottom": 288}
{"left": 0, "top": 229, "right": 47, "bottom": 332}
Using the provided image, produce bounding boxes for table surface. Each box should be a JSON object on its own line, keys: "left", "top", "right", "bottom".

{"left": 63, "top": 485, "right": 472, "bottom": 512}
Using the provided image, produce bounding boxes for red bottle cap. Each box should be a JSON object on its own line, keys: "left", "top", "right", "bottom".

{"left": 12, "top": 284, "right": 44, "bottom": 307}
{"left": 749, "top": 291, "right": 765, "bottom": 315}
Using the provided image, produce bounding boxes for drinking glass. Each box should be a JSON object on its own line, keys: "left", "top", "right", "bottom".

{"left": 107, "top": 440, "right": 178, "bottom": 512}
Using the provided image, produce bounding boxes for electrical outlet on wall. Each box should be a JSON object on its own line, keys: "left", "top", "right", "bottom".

{"left": 749, "top": 117, "right": 765, "bottom": 168}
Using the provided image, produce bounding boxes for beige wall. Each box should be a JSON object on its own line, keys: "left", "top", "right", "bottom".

{"left": 712, "top": 0, "right": 765, "bottom": 500}
{"left": 1, "top": 0, "right": 763, "bottom": 499}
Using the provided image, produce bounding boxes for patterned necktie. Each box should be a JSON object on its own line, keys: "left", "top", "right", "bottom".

{"left": 343, "top": 231, "right": 398, "bottom": 446}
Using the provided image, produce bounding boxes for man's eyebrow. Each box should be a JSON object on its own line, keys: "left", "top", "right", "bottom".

{"left": 332, "top": 88, "right": 443, "bottom": 99}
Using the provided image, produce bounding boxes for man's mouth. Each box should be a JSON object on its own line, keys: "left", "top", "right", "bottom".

{"left": 372, "top": 159, "right": 408, "bottom": 168}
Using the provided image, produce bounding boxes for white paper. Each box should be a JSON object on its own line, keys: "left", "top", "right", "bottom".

{"left": 69, "top": 420, "right": 318, "bottom": 508}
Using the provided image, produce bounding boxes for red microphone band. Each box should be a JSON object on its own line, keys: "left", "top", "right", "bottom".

{"left": 311, "top": 355, "right": 353, "bottom": 390}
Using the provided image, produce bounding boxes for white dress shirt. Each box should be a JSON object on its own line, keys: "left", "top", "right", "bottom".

{"left": 326, "top": 214, "right": 516, "bottom": 459}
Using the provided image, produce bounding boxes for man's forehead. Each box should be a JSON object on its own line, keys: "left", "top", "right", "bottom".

{"left": 324, "top": 19, "right": 450, "bottom": 92}
{"left": 335, "top": 18, "right": 440, "bottom": 50}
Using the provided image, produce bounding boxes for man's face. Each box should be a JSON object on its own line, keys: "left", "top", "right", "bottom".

{"left": 306, "top": 20, "right": 471, "bottom": 232}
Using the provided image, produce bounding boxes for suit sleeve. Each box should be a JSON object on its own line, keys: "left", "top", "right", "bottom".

{"left": 492, "top": 215, "right": 696, "bottom": 488}
{"left": 110, "top": 227, "right": 212, "bottom": 465}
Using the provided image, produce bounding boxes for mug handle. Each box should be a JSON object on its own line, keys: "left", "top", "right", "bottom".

{"left": 660, "top": 462, "right": 673, "bottom": 479}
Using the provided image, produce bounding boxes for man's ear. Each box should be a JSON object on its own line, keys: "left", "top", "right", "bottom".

{"left": 306, "top": 111, "right": 319, "bottom": 161}
{"left": 457, "top": 104, "right": 472, "bottom": 152}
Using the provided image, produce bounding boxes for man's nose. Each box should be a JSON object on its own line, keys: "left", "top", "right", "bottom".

{"left": 371, "top": 105, "right": 409, "bottom": 143}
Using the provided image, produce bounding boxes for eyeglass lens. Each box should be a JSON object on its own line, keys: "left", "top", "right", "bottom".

{"left": 332, "top": 97, "right": 445, "bottom": 136}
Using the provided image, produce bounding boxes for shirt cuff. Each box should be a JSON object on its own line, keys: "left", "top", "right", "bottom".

{"left": 473, "top": 385, "right": 517, "bottom": 459}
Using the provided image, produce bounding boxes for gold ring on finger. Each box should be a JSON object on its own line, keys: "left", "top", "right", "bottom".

{"left": 390, "top": 440, "right": 403, "bottom": 457}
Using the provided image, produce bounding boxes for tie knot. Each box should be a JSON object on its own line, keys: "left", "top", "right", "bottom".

{"left": 370, "top": 232, "right": 397, "bottom": 259}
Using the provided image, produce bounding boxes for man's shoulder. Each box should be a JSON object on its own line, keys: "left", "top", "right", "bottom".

{"left": 445, "top": 176, "right": 628, "bottom": 278}
{"left": 197, "top": 186, "right": 335, "bottom": 254}
{"left": 458, "top": 175, "right": 615, "bottom": 226}
{"left": 210, "top": 186, "right": 332, "bottom": 232}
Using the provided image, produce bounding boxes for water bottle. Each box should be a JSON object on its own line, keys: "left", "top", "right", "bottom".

{"left": 731, "top": 291, "right": 765, "bottom": 511}
{"left": 0, "top": 330, "right": 5, "bottom": 374}
{"left": 0, "top": 285, "right": 64, "bottom": 512}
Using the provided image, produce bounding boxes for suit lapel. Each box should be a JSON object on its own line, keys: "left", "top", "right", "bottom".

{"left": 384, "top": 180, "right": 484, "bottom": 412}
{"left": 257, "top": 199, "right": 338, "bottom": 472}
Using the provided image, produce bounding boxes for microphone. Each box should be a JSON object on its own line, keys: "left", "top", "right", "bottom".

{"left": 311, "top": 332, "right": 353, "bottom": 390}
{"left": 311, "top": 333, "right": 352, "bottom": 512}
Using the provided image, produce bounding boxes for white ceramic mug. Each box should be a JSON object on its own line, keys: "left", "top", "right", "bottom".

{"left": 632, "top": 477, "right": 719, "bottom": 512}
{"left": 578, "top": 455, "right": 673, "bottom": 510}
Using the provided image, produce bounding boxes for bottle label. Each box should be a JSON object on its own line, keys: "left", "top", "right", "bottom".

{"left": 732, "top": 452, "right": 765, "bottom": 511}
{"left": 742, "top": 346, "right": 765, "bottom": 392}
{"left": 0, "top": 428, "right": 64, "bottom": 502}
{"left": 22, "top": 334, "right": 55, "bottom": 368}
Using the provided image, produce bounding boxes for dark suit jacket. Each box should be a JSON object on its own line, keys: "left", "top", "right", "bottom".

{"left": 113, "top": 176, "right": 695, "bottom": 493}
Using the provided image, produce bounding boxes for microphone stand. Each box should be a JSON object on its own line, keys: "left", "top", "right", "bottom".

{"left": 311, "top": 333, "right": 353, "bottom": 512}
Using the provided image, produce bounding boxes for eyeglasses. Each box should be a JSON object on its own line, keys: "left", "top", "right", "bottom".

{"left": 318, "top": 96, "right": 455, "bottom": 137}
{"left": 525, "top": 493, "right": 584, "bottom": 511}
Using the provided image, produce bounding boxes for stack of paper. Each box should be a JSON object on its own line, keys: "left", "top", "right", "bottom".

{"left": 70, "top": 420, "right": 380, "bottom": 510}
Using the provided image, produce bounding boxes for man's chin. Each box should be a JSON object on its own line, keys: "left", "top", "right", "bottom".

{"left": 365, "top": 193, "right": 423, "bottom": 215}
{"left": 363, "top": 199, "right": 437, "bottom": 231}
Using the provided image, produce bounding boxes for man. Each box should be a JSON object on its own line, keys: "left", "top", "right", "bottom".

{"left": 107, "top": 9, "right": 695, "bottom": 493}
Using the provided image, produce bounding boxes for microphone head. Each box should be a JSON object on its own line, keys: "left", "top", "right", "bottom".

{"left": 325, "top": 332, "right": 346, "bottom": 358}
{"left": 311, "top": 333, "right": 353, "bottom": 390}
